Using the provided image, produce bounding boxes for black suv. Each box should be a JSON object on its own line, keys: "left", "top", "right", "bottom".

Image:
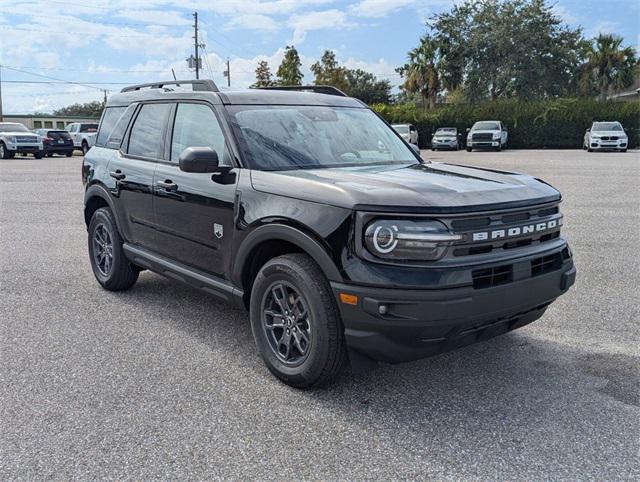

{"left": 83, "top": 80, "right": 576, "bottom": 387}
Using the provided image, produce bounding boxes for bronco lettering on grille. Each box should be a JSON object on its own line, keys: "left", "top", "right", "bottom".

{"left": 472, "top": 219, "right": 560, "bottom": 242}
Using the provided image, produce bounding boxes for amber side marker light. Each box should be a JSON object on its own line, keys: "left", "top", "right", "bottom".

{"left": 339, "top": 293, "right": 358, "bottom": 305}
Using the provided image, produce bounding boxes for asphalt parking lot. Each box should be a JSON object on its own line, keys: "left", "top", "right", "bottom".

{"left": 1, "top": 149, "right": 639, "bottom": 479}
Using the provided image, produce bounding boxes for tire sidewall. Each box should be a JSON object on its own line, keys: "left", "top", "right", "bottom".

{"left": 88, "top": 208, "right": 124, "bottom": 287}
{"left": 250, "top": 258, "right": 336, "bottom": 386}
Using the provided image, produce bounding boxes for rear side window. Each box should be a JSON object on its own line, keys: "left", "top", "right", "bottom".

{"left": 102, "top": 105, "right": 136, "bottom": 149}
{"left": 79, "top": 123, "right": 98, "bottom": 133}
{"left": 96, "top": 107, "right": 125, "bottom": 146}
{"left": 127, "top": 103, "right": 172, "bottom": 159}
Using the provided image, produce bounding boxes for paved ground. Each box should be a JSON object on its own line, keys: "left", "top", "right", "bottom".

{"left": 1, "top": 150, "right": 639, "bottom": 480}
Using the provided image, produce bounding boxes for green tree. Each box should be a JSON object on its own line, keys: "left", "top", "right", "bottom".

{"left": 310, "top": 50, "right": 349, "bottom": 91}
{"left": 344, "top": 69, "right": 391, "bottom": 104}
{"left": 276, "top": 46, "right": 303, "bottom": 86}
{"left": 429, "top": 0, "right": 585, "bottom": 102}
{"left": 251, "top": 60, "right": 275, "bottom": 88}
{"left": 53, "top": 101, "right": 104, "bottom": 118}
{"left": 396, "top": 34, "right": 441, "bottom": 109}
{"left": 580, "top": 34, "right": 637, "bottom": 100}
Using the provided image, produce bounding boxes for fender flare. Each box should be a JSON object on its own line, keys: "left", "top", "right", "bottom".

{"left": 232, "top": 224, "right": 343, "bottom": 288}
{"left": 83, "top": 183, "right": 122, "bottom": 232}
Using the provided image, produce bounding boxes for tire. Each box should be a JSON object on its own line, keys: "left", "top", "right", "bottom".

{"left": 88, "top": 207, "right": 139, "bottom": 291}
{"left": 466, "top": 147, "right": 472, "bottom": 152}
{"left": 494, "top": 144, "right": 502, "bottom": 152}
{"left": 250, "top": 253, "right": 347, "bottom": 388}
{"left": 0, "top": 142, "right": 8, "bottom": 159}
{"left": 82, "top": 142, "right": 89, "bottom": 156}
{"left": 431, "top": 147, "right": 436, "bottom": 151}
{"left": 620, "top": 149, "right": 627, "bottom": 153}
{"left": 587, "top": 148, "right": 593, "bottom": 152}
{"left": 35, "top": 151, "right": 44, "bottom": 159}
{"left": 66, "top": 152, "right": 73, "bottom": 157}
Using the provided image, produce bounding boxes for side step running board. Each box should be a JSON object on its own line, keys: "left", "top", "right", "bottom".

{"left": 123, "top": 244, "right": 244, "bottom": 307}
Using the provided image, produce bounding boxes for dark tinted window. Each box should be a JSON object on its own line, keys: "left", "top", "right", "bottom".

{"left": 170, "top": 103, "right": 227, "bottom": 162}
{"left": 102, "top": 105, "right": 136, "bottom": 149}
{"left": 79, "top": 123, "right": 98, "bottom": 133}
{"left": 96, "top": 107, "right": 125, "bottom": 146}
{"left": 127, "top": 103, "right": 172, "bottom": 159}
{"left": 47, "top": 130, "right": 71, "bottom": 140}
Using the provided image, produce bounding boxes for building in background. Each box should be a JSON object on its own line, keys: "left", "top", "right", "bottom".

{"left": 2, "top": 114, "right": 99, "bottom": 130}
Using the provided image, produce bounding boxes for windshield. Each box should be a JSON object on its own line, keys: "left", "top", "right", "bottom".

{"left": 592, "top": 122, "right": 622, "bottom": 131}
{"left": 436, "top": 128, "right": 456, "bottom": 135}
{"left": 472, "top": 122, "right": 500, "bottom": 131}
{"left": 392, "top": 125, "right": 409, "bottom": 134}
{"left": 0, "top": 123, "right": 29, "bottom": 132}
{"left": 228, "top": 106, "right": 418, "bottom": 170}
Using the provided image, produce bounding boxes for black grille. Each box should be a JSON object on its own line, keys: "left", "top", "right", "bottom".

{"left": 472, "top": 133, "right": 493, "bottom": 141}
{"left": 600, "top": 136, "right": 619, "bottom": 141}
{"left": 531, "top": 253, "right": 563, "bottom": 277}
{"left": 451, "top": 217, "right": 491, "bottom": 230}
{"left": 16, "top": 136, "right": 38, "bottom": 143}
{"left": 472, "top": 265, "right": 513, "bottom": 289}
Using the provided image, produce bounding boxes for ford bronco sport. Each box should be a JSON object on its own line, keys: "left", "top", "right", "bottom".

{"left": 83, "top": 80, "right": 576, "bottom": 388}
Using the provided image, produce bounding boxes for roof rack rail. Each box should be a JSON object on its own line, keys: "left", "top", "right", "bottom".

{"left": 121, "top": 79, "right": 219, "bottom": 93}
{"left": 258, "top": 85, "right": 347, "bottom": 97}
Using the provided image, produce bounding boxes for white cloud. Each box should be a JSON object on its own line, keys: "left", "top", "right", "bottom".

{"left": 350, "top": 0, "right": 418, "bottom": 18}
{"left": 288, "top": 9, "right": 353, "bottom": 44}
{"left": 224, "top": 14, "right": 279, "bottom": 31}
{"left": 116, "top": 9, "right": 192, "bottom": 26}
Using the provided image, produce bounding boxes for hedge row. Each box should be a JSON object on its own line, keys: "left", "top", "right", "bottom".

{"left": 372, "top": 98, "right": 640, "bottom": 149}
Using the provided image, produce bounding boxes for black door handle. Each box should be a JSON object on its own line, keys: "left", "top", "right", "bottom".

{"left": 157, "top": 180, "right": 178, "bottom": 192}
{"left": 110, "top": 170, "right": 126, "bottom": 180}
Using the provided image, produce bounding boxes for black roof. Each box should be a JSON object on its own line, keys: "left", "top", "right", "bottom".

{"left": 107, "top": 84, "right": 365, "bottom": 109}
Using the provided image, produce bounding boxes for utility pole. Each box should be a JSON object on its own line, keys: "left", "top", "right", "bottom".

{"left": 193, "top": 12, "right": 200, "bottom": 80}
{"left": 0, "top": 64, "right": 3, "bottom": 122}
{"left": 226, "top": 58, "right": 230, "bottom": 87}
{"left": 103, "top": 89, "right": 107, "bottom": 105}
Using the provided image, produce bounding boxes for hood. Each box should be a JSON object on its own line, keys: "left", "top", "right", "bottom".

{"left": 591, "top": 130, "right": 627, "bottom": 136}
{"left": 1, "top": 131, "right": 39, "bottom": 137}
{"left": 250, "top": 162, "right": 560, "bottom": 213}
{"left": 469, "top": 129, "right": 500, "bottom": 135}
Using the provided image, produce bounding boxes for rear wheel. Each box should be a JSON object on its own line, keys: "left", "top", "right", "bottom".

{"left": 466, "top": 147, "right": 472, "bottom": 152}
{"left": 88, "top": 207, "right": 139, "bottom": 291}
{"left": 82, "top": 141, "right": 89, "bottom": 156}
{"left": 250, "top": 253, "right": 347, "bottom": 388}
{"left": 35, "top": 151, "right": 44, "bottom": 159}
{"left": 66, "top": 152, "right": 73, "bottom": 157}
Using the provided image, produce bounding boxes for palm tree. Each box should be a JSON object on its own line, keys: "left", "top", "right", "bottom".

{"left": 582, "top": 34, "right": 637, "bottom": 100}
{"left": 399, "top": 34, "right": 441, "bottom": 110}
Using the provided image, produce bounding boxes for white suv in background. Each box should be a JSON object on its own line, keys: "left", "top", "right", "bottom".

{"left": 466, "top": 121, "right": 508, "bottom": 151}
{"left": 391, "top": 123, "right": 419, "bottom": 145}
{"left": 66, "top": 122, "right": 99, "bottom": 155}
{"left": 583, "top": 121, "right": 628, "bottom": 152}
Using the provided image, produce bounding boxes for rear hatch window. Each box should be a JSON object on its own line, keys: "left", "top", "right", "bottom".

{"left": 47, "top": 131, "right": 71, "bottom": 140}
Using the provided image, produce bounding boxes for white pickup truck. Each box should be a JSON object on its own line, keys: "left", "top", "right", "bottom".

{"left": 66, "top": 122, "right": 99, "bottom": 155}
{"left": 466, "top": 121, "right": 508, "bottom": 151}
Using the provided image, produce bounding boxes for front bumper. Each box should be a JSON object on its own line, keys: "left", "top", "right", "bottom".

{"left": 590, "top": 139, "right": 627, "bottom": 150}
{"left": 432, "top": 139, "right": 458, "bottom": 149}
{"left": 7, "top": 143, "right": 43, "bottom": 152}
{"left": 43, "top": 143, "right": 74, "bottom": 154}
{"left": 332, "top": 246, "right": 575, "bottom": 364}
{"left": 469, "top": 140, "right": 500, "bottom": 148}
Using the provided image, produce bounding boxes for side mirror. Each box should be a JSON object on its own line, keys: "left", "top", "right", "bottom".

{"left": 585, "top": 128, "right": 590, "bottom": 133}
{"left": 179, "top": 147, "right": 219, "bottom": 173}
{"left": 466, "top": 127, "right": 470, "bottom": 132}
{"left": 410, "top": 143, "right": 421, "bottom": 155}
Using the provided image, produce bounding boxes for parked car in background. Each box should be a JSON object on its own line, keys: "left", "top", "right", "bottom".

{"left": 466, "top": 121, "right": 508, "bottom": 151}
{"left": 391, "top": 123, "right": 419, "bottom": 145}
{"left": 431, "top": 127, "right": 462, "bottom": 151}
{"left": 0, "top": 122, "right": 44, "bottom": 159}
{"left": 583, "top": 121, "right": 628, "bottom": 152}
{"left": 34, "top": 129, "right": 74, "bottom": 157}
{"left": 66, "top": 122, "right": 99, "bottom": 155}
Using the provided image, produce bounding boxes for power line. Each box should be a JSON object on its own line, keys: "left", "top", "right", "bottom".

{"left": 0, "top": 65, "right": 167, "bottom": 73}
{"left": 2, "top": 66, "right": 111, "bottom": 91}
{"left": 0, "top": 25, "right": 186, "bottom": 39}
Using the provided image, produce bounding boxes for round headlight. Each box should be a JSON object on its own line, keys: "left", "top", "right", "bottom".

{"left": 364, "top": 219, "right": 461, "bottom": 261}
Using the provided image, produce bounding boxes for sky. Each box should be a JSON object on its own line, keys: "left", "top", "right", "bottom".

{"left": 0, "top": 0, "right": 638, "bottom": 114}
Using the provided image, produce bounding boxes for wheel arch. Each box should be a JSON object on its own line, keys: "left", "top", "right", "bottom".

{"left": 84, "top": 183, "right": 121, "bottom": 232}
{"left": 233, "top": 224, "right": 343, "bottom": 308}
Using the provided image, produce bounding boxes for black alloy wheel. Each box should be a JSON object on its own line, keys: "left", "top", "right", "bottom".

{"left": 261, "top": 282, "right": 312, "bottom": 365}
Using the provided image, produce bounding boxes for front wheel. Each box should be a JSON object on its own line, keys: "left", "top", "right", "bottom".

{"left": 0, "top": 142, "right": 8, "bottom": 159}
{"left": 250, "top": 253, "right": 347, "bottom": 388}
{"left": 466, "top": 147, "right": 472, "bottom": 152}
{"left": 88, "top": 207, "right": 139, "bottom": 291}
{"left": 35, "top": 151, "right": 44, "bottom": 159}
{"left": 620, "top": 149, "right": 627, "bottom": 153}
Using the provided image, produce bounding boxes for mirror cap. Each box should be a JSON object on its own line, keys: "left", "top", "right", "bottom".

{"left": 179, "top": 147, "right": 219, "bottom": 173}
